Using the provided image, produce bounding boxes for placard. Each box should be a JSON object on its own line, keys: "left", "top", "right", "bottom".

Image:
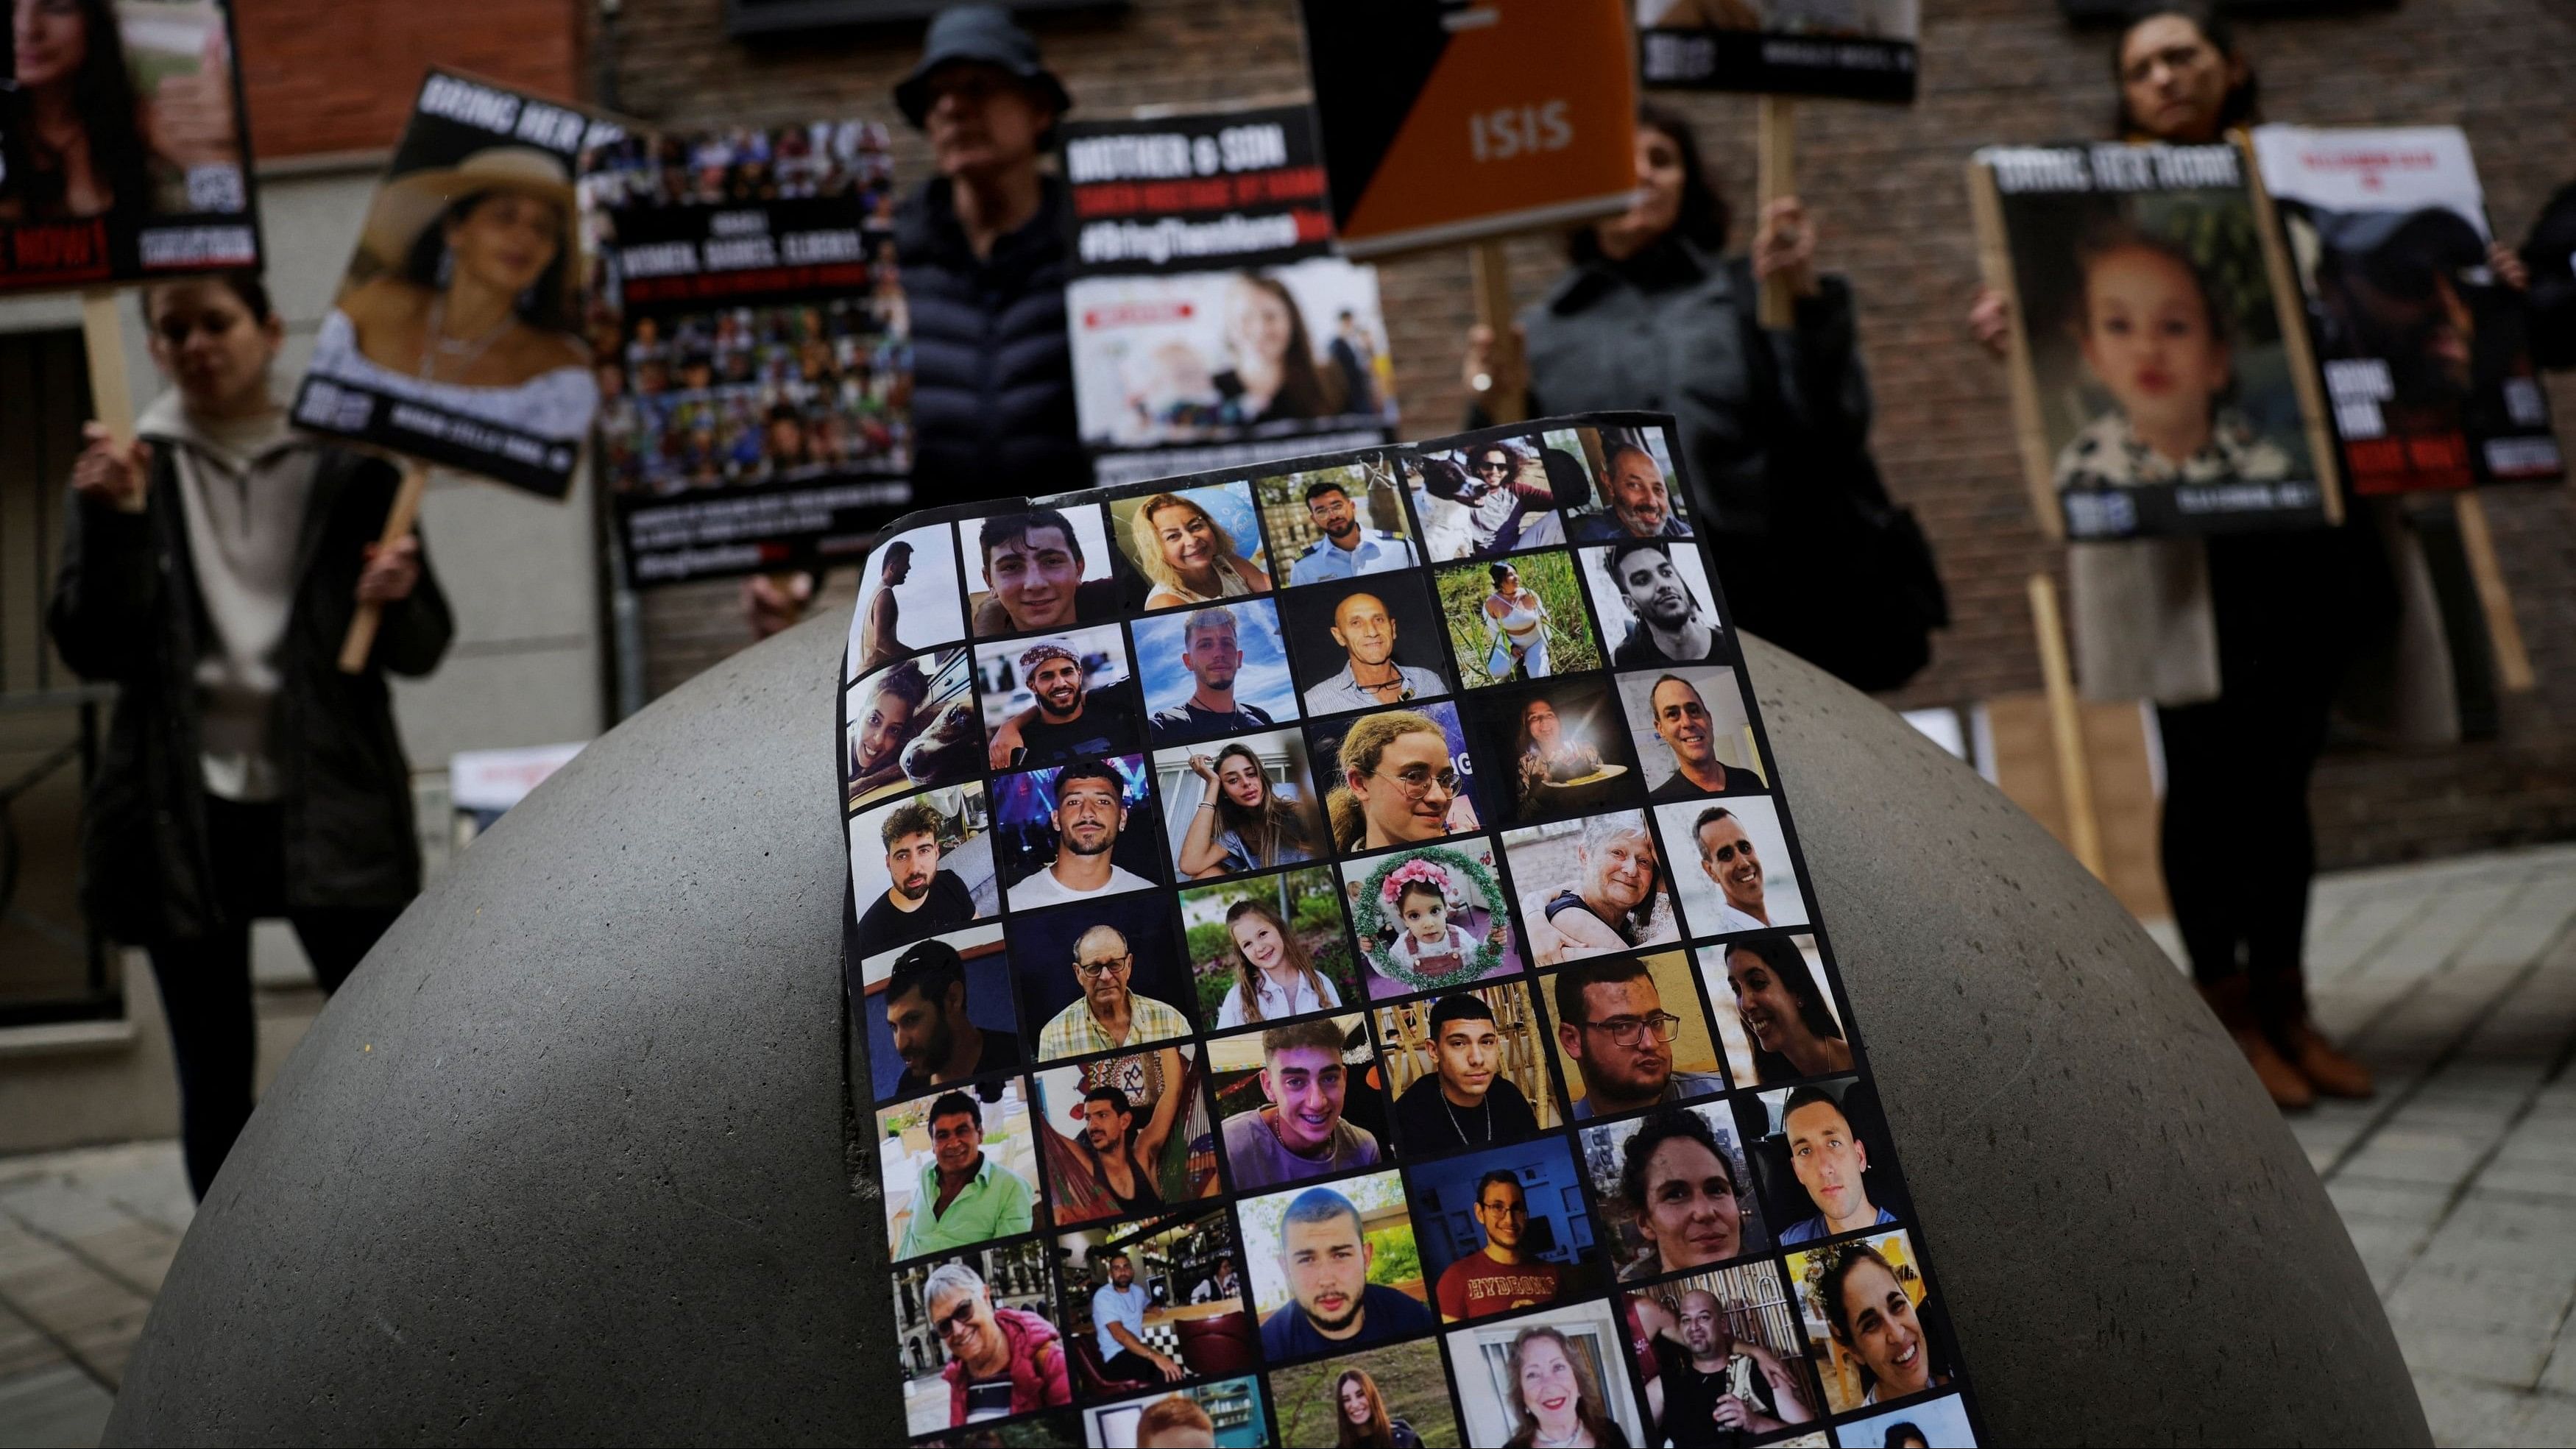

{"left": 0, "top": 0, "right": 259, "bottom": 295}
{"left": 838, "top": 412, "right": 1988, "bottom": 1448}
{"left": 289, "top": 71, "right": 625, "bottom": 498}
{"left": 1969, "top": 141, "right": 2340, "bottom": 541}
{"left": 2250, "top": 124, "right": 2563, "bottom": 495}
{"left": 1638, "top": 0, "right": 1920, "bottom": 102}
{"left": 1061, "top": 104, "right": 1396, "bottom": 488}
{"left": 1297, "top": 0, "right": 1636, "bottom": 258}
{"left": 584, "top": 118, "right": 914, "bottom": 584}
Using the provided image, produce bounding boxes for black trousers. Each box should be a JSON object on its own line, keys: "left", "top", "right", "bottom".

{"left": 2157, "top": 528, "right": 2396, "bottom": 1030}
{"left": 146, "top": 797, "right": 400, "bottom": 1199}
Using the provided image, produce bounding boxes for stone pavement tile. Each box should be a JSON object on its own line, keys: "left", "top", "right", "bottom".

{"left": 0, "top": 1182, "right": 132, "bottom": 1245}
{"left": 2510, "top": 1390, "right": 2576, "bottom": 1448}
{"left": 2385, "top": 1258, "right": 2576, "bottom": 1336}
{"left": 2341, "top": 1127, "right": 2493, "bottom": 1188}
{"left": 0, "top": 1364, "right": 109, "bottom": 1449}
{"left": 2339, "top": 1219, "right": 2430, "bottom": 1297}
{"left": 59, "top": 1316, "right": 142, "bottom": 1390}
{"left": 2543, "top": 1336, "right": 2576, "bottom": 1398}
{"left": 2413, "top": 1368, "right": 2541, "bottom": 1448}
{"left": 2327, "top": 1177, "right": 2451, "bottom": 1228}
{"left": 0, "top": 1307, "right": 54, "bottom": 1381}
{"left": 0, "top": 1263, "right": 146, "bottom": 1342}
{"left": 2392, "top": 1314, "right": 2556, "bottom": 1389}
{"left": 2438, "top": 1193, "right": 2576, "bottom": 1256}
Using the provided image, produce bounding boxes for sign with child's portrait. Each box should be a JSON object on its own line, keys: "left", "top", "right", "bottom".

{"left": 2251, "top": 124, "right": 2563, "bottom": 495}
{"left": 1970, "top": 141, "right": 2338, "bottom": 540}
{"left": 1638, "top": 0, "right": 1920, "bottom": 103}
{"left": 0, "top": 0, "right": 260, "bottom": 295}
{"left": 291, "top": 71, "right": 626, "bottom": 497}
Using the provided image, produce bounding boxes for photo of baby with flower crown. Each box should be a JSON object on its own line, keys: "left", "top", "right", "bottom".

{"left": 1339, "top": 840, "right": 1525, "bottom": 1000}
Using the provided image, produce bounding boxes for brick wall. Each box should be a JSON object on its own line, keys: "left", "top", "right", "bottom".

{"left": 237, "top": 0, "right": 586, "bottom": 157}
{"left": 609, "top": 0, "right": 2576, "bottom": 867}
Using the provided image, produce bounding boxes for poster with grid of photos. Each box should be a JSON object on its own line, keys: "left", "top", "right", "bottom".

{"left": 838, "top": 412, "right": 1984, "bottom": 1448}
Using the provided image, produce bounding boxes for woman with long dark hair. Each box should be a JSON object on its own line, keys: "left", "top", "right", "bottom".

{"left": 1, "top": 0, "right": 148, "bottom": 219}
{"left": 1462, "top": 102, "right": 1928, "bottom": 690}
{"left": 1724, "top": 935, "right": 1852, "bottom": 1083}
{"left": 309, "top": 148, "right": 599, "bottom": 440}
{"left": 1970, "top": 3, "right": 2458, "bottom": 1110}
{"left": 1334, "top": 1367, "right": 1424, "bottom": 1449}
{"left": 1216, "top": 272, "right": 1341, "bottom": 425}
{"left": 1177, "top": 741, "right": 1314, "bottom": 877}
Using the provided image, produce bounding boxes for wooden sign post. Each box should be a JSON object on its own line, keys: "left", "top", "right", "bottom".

{"left": 2452, "top": 492, "right": 2535, "bottom": 692}
{"left": 79, "top": 289, "right": 135, "bottom": 449}
{"left": 2028, "top": 571, "right": 2106, "bottom": 882}
{"left": 339, "top": 463, "right": 431, "bottom": 673}
{"left": 1757, "top": 97, "right": 1797, "bottom": 330}
{"left": 1470, "top": 241, "right": 1527, "bottom": 425}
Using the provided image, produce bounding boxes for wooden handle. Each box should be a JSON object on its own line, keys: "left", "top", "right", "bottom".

{"left": 1967, "top": 157, "right": 2062, "bottom": 541}
{"left": 338, "top": 464, "right": 431, "bottom": 674}
{"left": 81, "top": 288, "right": 135, "bottom": 447}
{"left": 1469, "top": 240, "right": 1526, "bottom": 425}
{"left": 2452, "top": 491, "right": 2533, "bottom": 693}
{"left": 2029, "top": 571, "right": 2106, "bottom": 881}
{"left": 1757, "top": 96, "right": 1797, "bottom": 330}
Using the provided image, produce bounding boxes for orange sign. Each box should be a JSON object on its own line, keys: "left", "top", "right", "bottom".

{"left": 1301, "top": 0, "right": 1638, "bottom": 258}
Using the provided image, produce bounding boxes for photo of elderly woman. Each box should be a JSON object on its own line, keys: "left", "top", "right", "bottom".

{"left": 296, "top": 72, "right": 613, "bottom": 494}
{"left": 0, "top": 0, "right": 254, "bottom": 291}
{"left": 1504, "top": 812, "right": 1680, "bottom": 968}
{"left": 1446, "top": 1301, "right": 1646, "bottom": 1449}
{"left": 1112, "top": 483, "right": 1276, "bottom": 609}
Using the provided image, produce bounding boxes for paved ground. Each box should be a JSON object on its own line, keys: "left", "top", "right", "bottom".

{"left": 1, "top": 846, "right": 2572, "bottom": 1446}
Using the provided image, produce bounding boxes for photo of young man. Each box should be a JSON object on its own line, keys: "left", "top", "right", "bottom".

{"left": 1391, "top": 992, "right": 1543, "bottom": 1155}
{"left": 1772, "top": 1085, "right": 1900, "bottom": 1245}
{"left": 1220, "top": 1018, "right": 1382, "bottom": 1191}
{"left": 854, "top": 795, "right": 986, "bottom": 953}
{"left": 1286, "top": 475, "right": 1418, "bottom": 585}
{"left": 1433, "top": 1172, "right": 1565, "bottom": 1323}
{"left": 1069, "top": 1082, "right": 1179, "bottom": 1222}
{"left": 1592, "top": 540, "right": 1724, "bottom": 667}
{"left": 1090, "top": 1247, "right": 1188, "bottom": 1386}
{"left": 1008, "top": 759, "right": 1157, "bottom": 910}
{"left": 1636, "top": 673, "right": 1763, "bottom": 803}
{"left": 1256, "top": 1184, "right": 1437, "bottom": 1356}
{"left": 883, "top": 937, "right": 1025, "bottom": 1098}
{"left": 984, "top": 639, "right": 1144, "bottom": 770}
{"left": 1554, "top": 955, "right": 1728, "bottom": 1120}
{"left": 1142, "top": 604, "right": 1292, "bottom": 745}
{"left": 969, "top": 506, "right": 1129, "bottom": 636}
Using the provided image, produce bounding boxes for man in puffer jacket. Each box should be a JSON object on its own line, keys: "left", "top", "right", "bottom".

{"left": 746, "top": 4, "right": 1088, "bottom": 636}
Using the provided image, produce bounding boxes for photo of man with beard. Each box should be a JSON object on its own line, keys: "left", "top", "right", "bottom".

{"left": 1640, "top": 1286, "right": 1816, "bottom": 1448}
{"left": 1569, "top": 439, "right": 1693, "bottom": 543}
{"left": 856, "top": 798, "right": 986, "bottom": 952}
{"left": 985, "top": 638, "right": 1145, "bottom": 770}
{"left": 1250, "top": 1181, "right": 1436, "bottom": 1357}
{"left": 882, "top": 936, "right": 1024, "bottom": 1100}
{"left": 1006, "top": 759, "right": 1158, "bottom": 911}
{"left": 1593, "top": 541, "right": 1724, "bottom": 667}
{"left": 1286, "top": 476, "right": 1418, "bottom": 585}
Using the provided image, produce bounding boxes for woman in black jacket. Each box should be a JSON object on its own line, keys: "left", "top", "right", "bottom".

{"left": 1464, "top": 104, "right": 1935, "bottom": 691}
{"left": 49, "top": 272, "right": 452, "bottom": 1197}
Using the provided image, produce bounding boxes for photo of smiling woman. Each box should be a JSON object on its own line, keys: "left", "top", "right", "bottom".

{"left": 310, "top": 144, "right": 598, "bottom": 444}
{"left": 1704, "top": 935, "right": 1854, "bottom": 1086}
{"left": 1320, "top": 707, "right": 1479, "bottom": 854}
{"left": 1507, "top": 812, "right": 1680, "bottom": 968}
{"left": 1164, "top": 735, "right": 1321, "bottom": 879}
{"left": 1786, "top": 1231, "right": 1956, "bottom": 1414}
{"left": 1447, "top": 1301, "right": 1645, "bottom": 1449}
{"left": 1117, "top": 484, "right": 1276, "bottom": 609}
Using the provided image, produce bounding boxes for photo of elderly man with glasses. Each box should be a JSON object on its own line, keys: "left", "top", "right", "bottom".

{"left": 1552, "top": 954, "right": 1728, "bottom": 1121}
{"left": 1034, "top": 922, "right": 1193, "bottom": 1062}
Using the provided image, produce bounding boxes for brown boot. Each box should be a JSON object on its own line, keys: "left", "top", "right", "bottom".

{"left": 2282, "top": 1019, "right": 2374, "bottom": 1099}
{"left": 2198, "top": 979, "right": 2314, "bottom": 1110}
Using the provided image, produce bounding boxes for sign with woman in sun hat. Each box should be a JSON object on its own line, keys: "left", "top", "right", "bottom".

{"left": 290, "top": 69, "right": 628, "bottom": 498}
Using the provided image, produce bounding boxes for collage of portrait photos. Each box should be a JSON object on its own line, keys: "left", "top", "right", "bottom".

{"left": 841, "top": 413, "right": 1983, "bottom": 1449}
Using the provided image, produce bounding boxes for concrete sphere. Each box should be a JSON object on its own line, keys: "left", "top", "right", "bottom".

{"left": 104, "top": 616, "right": 2428, "bottom": 1445}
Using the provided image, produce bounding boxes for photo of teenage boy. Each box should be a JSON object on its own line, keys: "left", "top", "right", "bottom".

{"left": 1588, "top": 541, "right": 1724, "bottom": 668}
{"left": 1032, "top": 922, "right": 1194, "bottom": 1062}
{"left": 1005, "top": 759, "right": 1158, "bottom": 910}
{"left": 1708, "top": 936, "right": 1853, "bottom": 1086}
{"left": 1139, "top": 603, "right": 1300, "bottom": 746}
{"left": 1659, "top": 798, "right": 1809, "bottom": 939}
{"left": 969, "top": 506, "right": 1133, "bottom": 637}
{"left": 888, "top": 1088, "right": 1038, "bottom": 1260}
{"left": 1418, "top": 1141, "right": 1593, "bottom": 1324}
{"left": 1284, "top": 474, "right": 1419, "bottom": 585}
{"left": 1219, "top": 1018, "right": 1383, "bottom": 1190}
{"left": 1288, "top": 587, "right": 1453, "bottom": 715}
{"left": 874, "top": 933, "right": 1024, "bottom": 1101}
{"left": 852, "top": 787, "right": 995, "bottom": 955}
{"left": 983, "top": 637, "right": 1146, "bottom": 770}
{"left": 1582, "top": 1105, "right": 1767, "bottom": 1281}
{"left": 1633, "top": 1284, "right": 1816, "bottom": 1447}
{"left": 1615, "top": 670, "right": 1763, "bottom": 804}
{"left": 1551, "top": 954, "right": 1727, "bottom": 1121}
{"left": 1756, "top": 1080, "right": 1902, "bottom": 1244}
{"left": 1388, "top": 991, "right": 1545, "bottom": 1155}
{"left": 1568, "top": 435, "right": 1691, "bottom": 543}
{"left": 1130, "top": 1392, "right": 1217, "bottom": 1447}
{"left": 1247, "top": 1180, "right": 1438, "bottom": 1356}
